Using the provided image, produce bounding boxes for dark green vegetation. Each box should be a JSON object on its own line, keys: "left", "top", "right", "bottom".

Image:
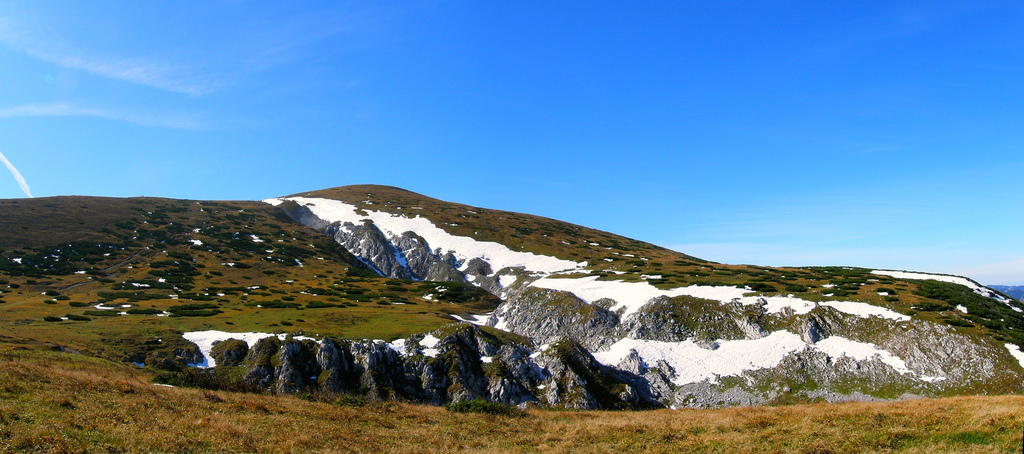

{"left": 444, "top": 399, "right": 525, "bottom": 417}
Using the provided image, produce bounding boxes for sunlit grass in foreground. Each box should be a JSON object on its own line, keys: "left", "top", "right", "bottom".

{"left": 1, "top": 345, "right": 1021, "bottom": 453}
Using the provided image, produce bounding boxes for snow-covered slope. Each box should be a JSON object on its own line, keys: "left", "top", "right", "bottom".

{"left": 251, "top": 186, "right": 1024, "bottom": 408}
{"left": 267, "top": 196, "right": 586, "bottom": 279}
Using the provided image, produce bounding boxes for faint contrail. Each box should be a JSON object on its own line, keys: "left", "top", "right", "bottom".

{"left": 0, "top": 150, "right": 33, "bottom": 197}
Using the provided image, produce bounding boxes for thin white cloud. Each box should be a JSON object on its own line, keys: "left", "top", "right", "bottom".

{"left": 0, "top": 103, "right": 209, "bottom": 130}
{"left": 23, "top": 49, "right": 222, "bottom": 96}
{"left": 0, "top": 9, "right": 220, "bottom": 96}
{"left": 0, "top": 4, "right": 373, "bottom": 97}
{"left": 0, "top": 150, "right": 32, "bottom": 198}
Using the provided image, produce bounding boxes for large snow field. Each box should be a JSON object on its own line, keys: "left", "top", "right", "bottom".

{"left": 265, "top": 197, "right": 585, "bottom": 275}
{"left": 593, "top": 332, "right": 916, "bottom": 386}
{"left": 529, "top": 276, "right": 909, "bottom": 321}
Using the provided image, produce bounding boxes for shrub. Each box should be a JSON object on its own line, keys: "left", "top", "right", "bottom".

{"left": 305, "top": 301, "right": 337, "bottom": 309}
{"left": 945, "top": 318, "right": 974, "bottom": 328}
{"left": 43, "top": 316, "right": 62, "bottom": 322}
{"left": 444, "top": 399, "right": 524, "bottom": 417}
{"left": 64, "top": 314, "right": 91, "bottom": 321}
{"left": 747, "top": 282, "right": 778, "bottom": 293}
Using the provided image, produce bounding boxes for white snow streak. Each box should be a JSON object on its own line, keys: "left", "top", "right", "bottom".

{"left": 1005, "top": 344, "right": 1024, "bottom": 370}
{"left": 871, "top": 270, "right": 1010, "bottom": 303}
{"left": 813, "top": 336, "right": 911, "bottom": 374}
{"left": 265, "top": 197, "right": 585, "bottom": 275}
{"left": 529, "top": 276, "right": 908, "bottom": 321}
{"left": 450, "top": 313, "right": 491, "bottom": 326}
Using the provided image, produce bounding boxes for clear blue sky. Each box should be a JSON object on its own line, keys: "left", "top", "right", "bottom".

{"left": 1, "top": 1, "right": 1023, "bottom": 284}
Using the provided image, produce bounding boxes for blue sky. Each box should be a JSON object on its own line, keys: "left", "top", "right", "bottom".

{"left": 1, "top": 1, "right": 1023, "bottom": 284}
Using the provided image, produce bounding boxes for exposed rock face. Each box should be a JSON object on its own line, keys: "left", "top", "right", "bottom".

{"left": 242, "top": 337, "right": 281, "bottom": 390}
{"left": 281, "top": 202, "right": 468, "bottom": 283}
{"left": 493, "top": 288, "right": 620, "bottom": 351}
{"left": 327, "top": 221, "right": 413, "bottom": 280}
{"left": 275, "top": 340, "right": 321, "bottom": 394}
{"left": 227, "top": 325, "right": 661, "bottom": 410}
{"left": 172, "top": 345, "right": 204, "bottom": 367}
{"left": 210, "top": 339, "right": 249, "bottom": 367}
{"left": 534, "top": 340, "right": 659, "bottom": 410}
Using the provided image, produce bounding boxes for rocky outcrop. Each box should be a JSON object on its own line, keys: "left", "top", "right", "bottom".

{"left": 210, "top": 339, "right": 248, "bottom": 367}
{"left": 493, "top": 288, "right": 620, "bottom": 351}
{"left": 278, "top": 202, "right": 469, "bottom": 283}
{"left": 221, "top": 324, "right": 662, "bottom": 409}
{"left": 534, "top": 340, "right": 660, "bottom": 410}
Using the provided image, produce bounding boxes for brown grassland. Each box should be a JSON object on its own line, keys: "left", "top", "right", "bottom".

{"left": 1, "top": 342, "right": 1022, "bottom": 453}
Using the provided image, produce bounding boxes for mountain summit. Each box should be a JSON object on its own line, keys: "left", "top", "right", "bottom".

{"left": 1, "top": 185, "right": 1022, "bottom": 409}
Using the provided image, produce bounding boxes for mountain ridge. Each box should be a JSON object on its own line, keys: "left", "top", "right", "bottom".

{"left": 0, "top": 184, "right": 1022, "bottom": 409}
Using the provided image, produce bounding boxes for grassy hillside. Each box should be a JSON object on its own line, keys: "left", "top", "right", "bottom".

{"left": 1, "top": 342, "right": 1021, "bottom": 453}
{"left": 2, "top": 187, "right": 1024, "bottom": 371}
{"left": 0, "top": 195, "right": 499, "bottom": 367}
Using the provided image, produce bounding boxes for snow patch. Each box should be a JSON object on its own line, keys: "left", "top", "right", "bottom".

{"left": 595, "top": 332, "right": 918, "bottom": 386}
{"left": 420, "top": 334, "right": 441, "bottom": 358}
{"left": 530, "top": 276, "right": 908, "bottom": 321}
{"left": 593, "top": 331, "right": 808, "bottom": 385}
{"left": 872, "top": 270, "right": 1010, "bottom": 303}
{"left": 498, "top": 274, "right": 518, "bottom": 288}
{"left": 813, "top": 336, "right": 911, "bottom": 374}
{"left": 182, "top": 331, "right": 317, "bottom": 368}
{"left": 820, "top": 301, "right": 910, "bottom": 322}
{"left": 450, "top": 313, "right": 491, "bottom": 326}
{"left": 1006, "top": 344, "right": 1024, "bottom": 370}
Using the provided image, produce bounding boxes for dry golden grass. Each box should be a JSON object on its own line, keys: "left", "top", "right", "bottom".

{"left": 1, "top": 346, "right": 1022, "bottom": 453}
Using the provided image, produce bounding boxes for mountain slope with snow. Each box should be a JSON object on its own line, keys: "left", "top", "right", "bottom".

{"left": 1, "top": 185, "right": 1022, "bottom": 409}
